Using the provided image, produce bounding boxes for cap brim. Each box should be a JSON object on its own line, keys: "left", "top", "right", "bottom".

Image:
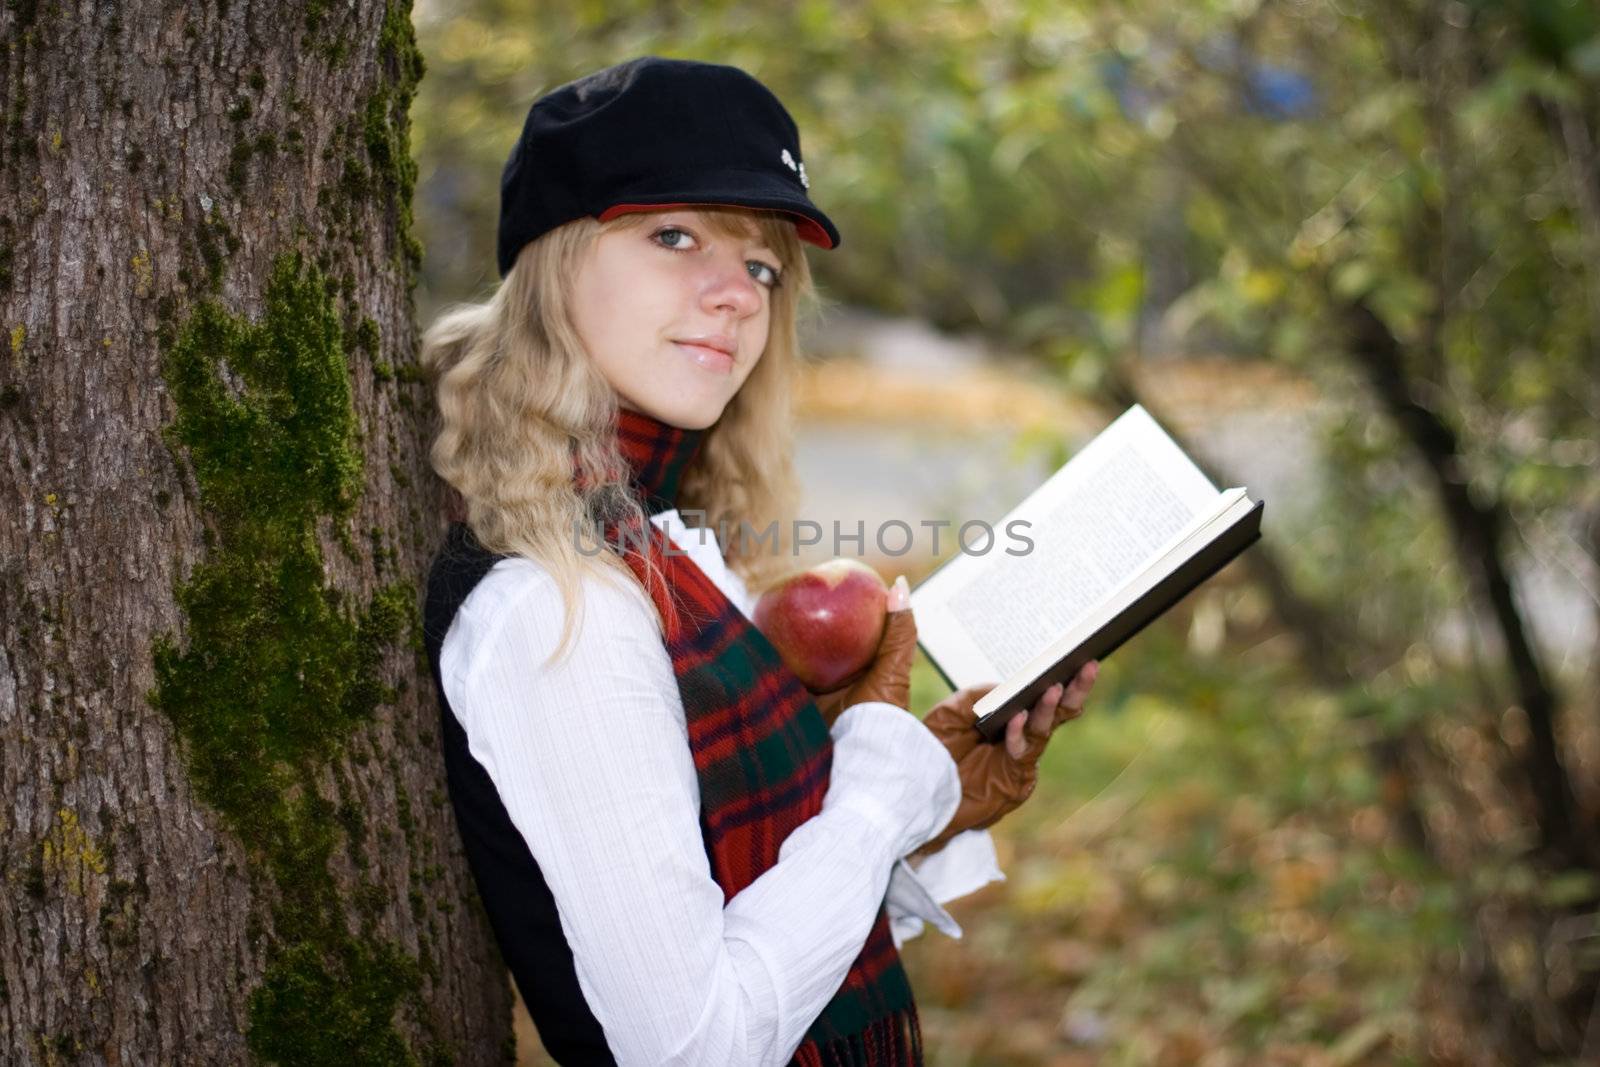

{"left": 594, "top": 177, "right": 839, "bottom": 250}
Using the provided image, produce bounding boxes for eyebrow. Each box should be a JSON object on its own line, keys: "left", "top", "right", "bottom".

{"left": 682, "top": 211, "right": 766, "bottom": 243}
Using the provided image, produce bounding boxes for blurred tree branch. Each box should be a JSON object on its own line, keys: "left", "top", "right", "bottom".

{"left": 1164, "top": 102, "right": 1590, "bottom": 878}
{"left": 1102, "top": 366, "right": 1436, "bottom": 857}
{"left": 1339, "top": 296, "right": 1585, "bottom": 864}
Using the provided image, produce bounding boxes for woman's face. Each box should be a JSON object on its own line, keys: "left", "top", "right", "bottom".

{"left": 570, "top": 208, "right": 785, "bottom": 430}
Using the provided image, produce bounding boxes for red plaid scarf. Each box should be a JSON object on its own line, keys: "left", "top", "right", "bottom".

{"left": 583, "top": 407, "right": 923, "bottom": 1066}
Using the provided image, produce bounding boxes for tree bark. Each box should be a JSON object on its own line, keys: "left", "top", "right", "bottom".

{"left": 0, "top": 3, "right": 508, "bottom": 1063}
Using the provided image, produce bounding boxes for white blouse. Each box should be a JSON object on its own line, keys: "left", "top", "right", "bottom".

{"left": 438, "top": 507, "right": 1005, "bottom": 1065}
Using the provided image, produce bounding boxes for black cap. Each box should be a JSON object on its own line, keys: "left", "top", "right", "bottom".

{"left": 495, "top": 56, "right": 840, "bottom": 277}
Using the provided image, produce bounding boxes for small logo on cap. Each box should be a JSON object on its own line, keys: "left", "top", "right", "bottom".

{"left": 780, "top": 148, "right": 810, "bottom": 190}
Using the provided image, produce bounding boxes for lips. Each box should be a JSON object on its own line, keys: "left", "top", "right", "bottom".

{"left": 672, "top": 338, "right": 736, "bottom": 375}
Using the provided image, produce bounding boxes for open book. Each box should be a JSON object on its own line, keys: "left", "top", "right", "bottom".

{"left": 910, "top": 405, "right": 1264, "bottom": 741}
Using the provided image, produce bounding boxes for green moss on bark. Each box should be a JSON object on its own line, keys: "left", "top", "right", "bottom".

{"left": 364, "top": 2, "right": 426, "bottom": 274}
{"left": 248, "top": 940, "right": 420, "bottom": 1066}
{"left": 152, "top": 253, "right": 429, "bottom": 1064}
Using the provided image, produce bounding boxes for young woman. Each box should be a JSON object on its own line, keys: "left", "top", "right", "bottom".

{"left": 420, "top": 57, "right": 1098, "bottom": 1067}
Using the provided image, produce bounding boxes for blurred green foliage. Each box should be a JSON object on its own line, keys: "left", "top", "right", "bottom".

{"left": 903, "top": 607, "right": 1467, "bottom": 1065}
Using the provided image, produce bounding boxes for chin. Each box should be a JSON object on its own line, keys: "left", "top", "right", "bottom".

{"left": 668, "top": 405, "right": 724, "bottom": 431}
{"left": 635, "top": 393, "right": 732, "bottom": 431}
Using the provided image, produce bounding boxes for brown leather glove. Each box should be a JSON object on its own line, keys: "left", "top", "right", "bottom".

{"left": 811, "top": 604, "right": 917, "bottom": 724}
{"left": 910, "top": 666, "right": 1095, "bottom": 858}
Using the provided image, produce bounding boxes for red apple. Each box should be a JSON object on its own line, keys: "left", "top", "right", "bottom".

{"left": 752, "top": 558, "right": 889, "bottom": 692}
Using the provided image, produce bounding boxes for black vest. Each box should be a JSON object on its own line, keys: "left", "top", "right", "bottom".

{"left": 423, "top": 524, "right": 616, "bottom": 1065}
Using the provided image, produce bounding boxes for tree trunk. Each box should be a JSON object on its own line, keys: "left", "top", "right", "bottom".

{"left": 0, "top": 3, "right": 509, "bottom": 1063}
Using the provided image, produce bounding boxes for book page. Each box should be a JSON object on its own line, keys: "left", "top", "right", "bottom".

{"left": 912, "top": 405, "right": 1220, "bottom": 687}
{"left": 972, "top": 489, "right": 1260, "bottom": 720}
{"left": 949, "top": 445, "right": 1201, "bottom": 677}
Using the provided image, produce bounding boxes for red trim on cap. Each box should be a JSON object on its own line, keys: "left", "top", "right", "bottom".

{"left": 597, "top": 202, "right": 835, "bottom": 250}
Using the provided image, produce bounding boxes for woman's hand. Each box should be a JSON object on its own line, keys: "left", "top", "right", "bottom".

{"left": 1002, "top": 660, "right": 1098, "bottom": 760}
{"left": 910, "top": 661, "right": 1099, "bottom": 858}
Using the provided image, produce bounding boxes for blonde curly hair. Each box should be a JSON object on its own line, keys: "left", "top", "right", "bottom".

{"left": 421, "top": 208, "right": 812, "bottom": 662}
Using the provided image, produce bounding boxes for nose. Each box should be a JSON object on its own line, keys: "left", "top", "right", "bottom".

{"left": 699, "top": 254, "right": 763, "bottom": 318}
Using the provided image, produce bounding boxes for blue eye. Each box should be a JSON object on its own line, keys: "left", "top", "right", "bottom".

{"left": 652, "top": 226, "right": 699, "bottom": 251}
{"left": 747, "top": 261, "right": 782, "bottom": 289}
